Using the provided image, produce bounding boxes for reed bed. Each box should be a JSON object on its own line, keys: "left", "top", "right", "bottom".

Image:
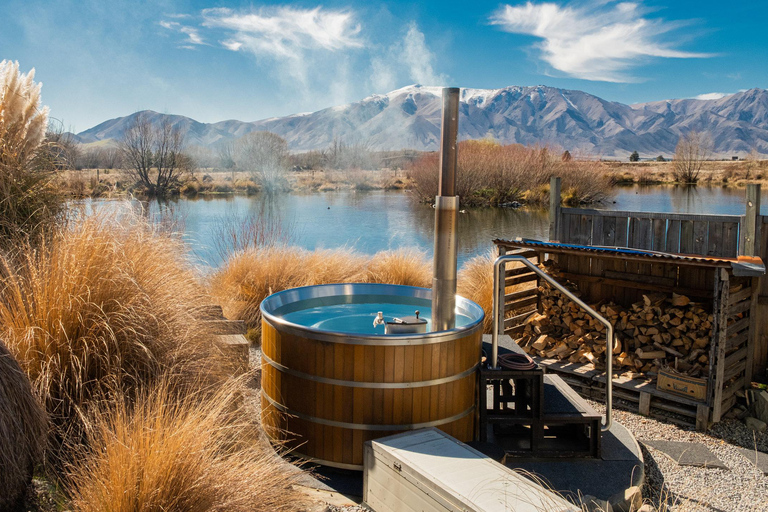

{"left": 0, "top": 339, "right": 47, "bottom": 511}
{"left": 0, "top": 214, "right": 232, "bottom": 463}
{"left": 65, "top": 378, "right": 304, "bottom": 512}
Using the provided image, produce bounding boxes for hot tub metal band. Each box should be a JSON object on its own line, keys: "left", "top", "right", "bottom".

{"left": 262, "top": 318, "right": 482, "bottom": 345}
{"left": 262, "top": 392, "right": 475, "bottom": 431}
{"left": 261, "top": 352, "right": 479, "bottom": 389}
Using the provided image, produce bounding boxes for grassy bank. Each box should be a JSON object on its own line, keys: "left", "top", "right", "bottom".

{"left": 606, "top": 159, "right": 768, "bottom": 186}
{"left": 56, "top": 167, "right": 413, "bottom": 199}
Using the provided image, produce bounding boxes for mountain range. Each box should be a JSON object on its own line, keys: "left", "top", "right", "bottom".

{"left": 73, "top": 85, "right": 768, "bottom": 157}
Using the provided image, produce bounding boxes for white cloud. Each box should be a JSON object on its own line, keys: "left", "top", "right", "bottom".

{"left": 158, "top": 7, "right": 448, "bottom": 114}
{"left": 490, "top": 1, "right": 712, "bottom": 82}
{"left": 202, "top": 7, "right": 362, "bottom": 58}
{"left": 370, "top": 22, "right": 448, "bottom": 91}
{"left": 160, "top": 20, "right": 205, "bottom": 46}
{"left": 198, "top": 6, "right": 362, "bottom": 91}
{"left": 694, "top": 92, "right": 732, "bottom": 100}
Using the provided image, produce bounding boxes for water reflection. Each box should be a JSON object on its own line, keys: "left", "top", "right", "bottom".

{"left": 612, "top": 184, "right": 759, "bottom": 216}
{"left": 81, "top": 184, "right": 764, "bottom": 269}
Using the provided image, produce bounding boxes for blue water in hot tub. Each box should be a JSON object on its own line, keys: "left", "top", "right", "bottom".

{"left": 280, "top": 303, "right": 473, "bottom": 335}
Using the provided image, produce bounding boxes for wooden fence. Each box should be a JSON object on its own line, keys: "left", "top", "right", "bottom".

{"left": 549, "top": 177, "right": 768, "bottom": 377}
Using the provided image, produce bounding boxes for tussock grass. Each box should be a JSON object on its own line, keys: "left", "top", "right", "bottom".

{"left": 0, "top": 213, "right": 232, "bottom": 461}
{"left": 214, "top": 245, "right": 502, "bottom": 338}
{"left": 457, "top": 250, "right": 497, "bottom": 334}
{"left": 366, "top": 248, "right": 432, "bottom": 287}
{"left": 66, "top": 378, "right": 304, "bottom": 512}
{"left": 211, "top": 246, "right": 367, "bottom": 339}
{"left": 0, "top": 339, "right": 47, "bottom": 511}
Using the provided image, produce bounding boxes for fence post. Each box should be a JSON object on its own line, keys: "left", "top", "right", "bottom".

{"left": 743, "top": 184, "right": 761, "bottom": 256}
{"left": 549, "top": 176, "right": 562, "bottom": 242}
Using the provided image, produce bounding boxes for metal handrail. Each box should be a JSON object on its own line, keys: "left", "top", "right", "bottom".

{"left": 492, "top": 255, "right": 613, "bottom": 431}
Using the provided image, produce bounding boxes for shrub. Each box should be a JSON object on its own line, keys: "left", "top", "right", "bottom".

{"left": 366, "top": 248, "right": 432, "bottom": 287}
{"left": 0, "top": 60, "right": 64, "bottom": 247}
{"left": 65, "top": 378, "right": 304, "bottom": 512}
{"left": 674, "top": 131, "right": 710, "bottom": 184}
{"left": 0, "top": 213, "right": 232, "bottom": 462}
{"left": 409, "top": 141, "right": 608, "bottom": 207}
{"left": 0, "top": 339, "right": 47, "bottom": 510}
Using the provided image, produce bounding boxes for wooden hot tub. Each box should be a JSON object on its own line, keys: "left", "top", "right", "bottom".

{"left": 260, "top": 283, "right": 484, "bottom": 470}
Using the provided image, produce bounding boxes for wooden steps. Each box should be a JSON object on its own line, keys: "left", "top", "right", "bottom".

{"left": 480, "top": 335, "right": 602, "bottom": 458}
{"left": 199, "top": 306, "right": 249, "bottom": 376}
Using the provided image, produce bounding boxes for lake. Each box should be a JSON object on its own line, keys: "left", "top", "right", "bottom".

{"left": 87, "top": 185, "right": 765, "bottom": 269}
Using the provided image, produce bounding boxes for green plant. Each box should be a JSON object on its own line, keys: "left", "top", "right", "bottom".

{"left": 629, "top": 151, "right": 640, "bottom": 162}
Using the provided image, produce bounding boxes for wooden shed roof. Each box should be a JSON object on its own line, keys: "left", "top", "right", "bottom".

{"left": 493, "top": 238, "right": 765, "bottom": 277}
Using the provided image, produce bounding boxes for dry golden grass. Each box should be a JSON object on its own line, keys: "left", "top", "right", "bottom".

{"left": 65, "top": 377, "right": 304, "bottom": 512}
{"left": 214, "top": 244, "right": 508, "bottom": 339}
{"left": 210, "top": 246, "right": 367, "bottom": 339}
{"left": 0, "top": 213, "right": 232, "bottom": 462}
{"left": 365, "top": 248, "right": 432, "bottom": 288}
{"left": 0, "top": 339, "right": 47, "bottom": 510}
{"left": 457, "top": 250, "right": 497, "bottom": 334}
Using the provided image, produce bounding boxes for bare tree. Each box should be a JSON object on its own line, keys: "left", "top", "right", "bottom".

{"left": 323, "top": 137, "right": 380, "bottom": 170}
{"left": 233, "top": 131, "right": 289, "bottom": 193}
{"left": 674, "top": 131, "right": 710, "bottom": 184}
{"left": 118, "top": 112, "right": 185, "bottom": 196}
{"left": 39, "top": 119, "right": 81, "bottom": 170}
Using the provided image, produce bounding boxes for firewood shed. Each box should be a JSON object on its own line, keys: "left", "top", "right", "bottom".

{"left": 492, "top": 178, "right": 767, "bottom": 430}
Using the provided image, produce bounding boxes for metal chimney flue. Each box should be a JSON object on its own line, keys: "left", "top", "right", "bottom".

{"left": 431, "top": 87, "right": 460, "bottom": 331}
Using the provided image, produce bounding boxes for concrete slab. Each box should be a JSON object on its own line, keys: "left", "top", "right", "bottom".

{"left": 738, "top": 447, "right": 768, "bottom": 475}
{"left": 293, "top": 422, "right": 644, "bottom": 507}
{"left": 505, "top": 422, "right": 644, "bottom": 503}
{"left": 642, "top": 440, "right": 728, "bottom": 470}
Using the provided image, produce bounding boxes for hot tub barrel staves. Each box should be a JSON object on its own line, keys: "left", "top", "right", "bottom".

{"left": 259, "top": 283, "right": 484, "bottom": 470}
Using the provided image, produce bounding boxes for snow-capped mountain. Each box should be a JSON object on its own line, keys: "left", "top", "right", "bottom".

{"left": 73, "top": 85, "right": 768, "bottom": 157}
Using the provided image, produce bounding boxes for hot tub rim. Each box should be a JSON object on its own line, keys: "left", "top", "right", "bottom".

{"left": 260, "top": 282, "right": 485, "bottom": 345}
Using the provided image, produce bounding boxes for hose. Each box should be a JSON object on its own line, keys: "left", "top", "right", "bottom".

{"left": 497, "top": 352, "right": 537, "bottom": 371}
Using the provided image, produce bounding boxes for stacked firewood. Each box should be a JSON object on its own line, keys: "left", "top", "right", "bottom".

{"left": 518, "top": 269, "right": 713, "bottom": 380}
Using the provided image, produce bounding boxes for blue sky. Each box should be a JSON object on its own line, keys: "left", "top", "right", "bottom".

{"left": 1, "top": 0, "right": 766, "bottom": 132}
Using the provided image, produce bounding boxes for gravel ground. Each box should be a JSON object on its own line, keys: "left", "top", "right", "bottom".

{"left": 588, "top": 399, "right": 768, "bottom": 512}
